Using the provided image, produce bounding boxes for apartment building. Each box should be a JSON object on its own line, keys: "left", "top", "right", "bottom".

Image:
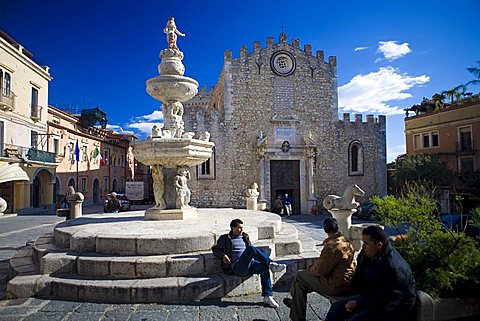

{"left": 48, "top": 106, "right": 140, "bottom": 205}
{"left": 0, "top": 30, "right": 56, "bottom": 213}
{"left": 405, "top": 95, "right": 480, "bottom": 213}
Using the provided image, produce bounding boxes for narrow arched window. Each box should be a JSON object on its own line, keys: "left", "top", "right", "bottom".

{"left": 349, "top": 141, "right": 364, "bottom": 176}
{"left": 351, "top": 145, "right": 359, "bottom": 172}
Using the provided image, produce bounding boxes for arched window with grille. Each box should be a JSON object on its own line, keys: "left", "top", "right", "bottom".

{"left": 348, "top": 141, "right": 364, "bottom": 176}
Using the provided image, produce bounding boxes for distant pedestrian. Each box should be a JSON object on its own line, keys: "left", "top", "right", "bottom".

{"left": 106, "top": 192, "right": 121, "bottom": 213}
{"left": 283, "top": 193, "right": 292, "bottom": 216}
{"left": 274, "top": 195, "right": 284, "bottom": 214}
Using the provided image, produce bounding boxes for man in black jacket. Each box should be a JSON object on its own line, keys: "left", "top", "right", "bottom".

{"left": 325, "top": 225, "right": 416, "bottom": 321}
{"left": 212, "top": 218, "right": 286, "bottom": 308}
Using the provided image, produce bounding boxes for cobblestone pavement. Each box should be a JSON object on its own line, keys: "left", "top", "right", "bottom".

{"left": 0, "top": 286, "right": 332, "bottom": 321}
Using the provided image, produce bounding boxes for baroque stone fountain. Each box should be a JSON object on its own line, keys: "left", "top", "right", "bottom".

{"left": 133, "top": 17, "right": 214, "bottom": 221}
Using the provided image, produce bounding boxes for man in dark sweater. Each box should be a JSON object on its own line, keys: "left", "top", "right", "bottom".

{"left": 325, "top": 225, "right": 416, "bottom": 321}
{"left": 212, "top": 218, "right": 286, "bottom": 308}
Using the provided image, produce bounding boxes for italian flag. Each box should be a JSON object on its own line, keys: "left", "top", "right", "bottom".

{"left": 92, "top": 147, "right": 104, "bottom": 167}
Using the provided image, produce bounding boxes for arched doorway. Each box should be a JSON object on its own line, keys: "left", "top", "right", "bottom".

{"left": 32, "top": 177, "right": 41, "bottom": 208}
{"left": 93, "top": 179, "right": 100, "bottom": 204}
{"left": 31, "top": 169, "right": 54, "bottom": 209}
{"left": 112, "top": 178, "right": 117, "bottom": 192}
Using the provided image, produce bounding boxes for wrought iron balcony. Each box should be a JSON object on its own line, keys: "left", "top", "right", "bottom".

{"left": 1, "top": 143, "right": 56, "bottom": 164}
{"left": 0, "top": 90, "right": 16, "bottom": 111}
{"left": 27, "top": 147, "right": 56, "bottom": 163}
{"left": 30, "top": 104, "right": 43, "bottom": 121}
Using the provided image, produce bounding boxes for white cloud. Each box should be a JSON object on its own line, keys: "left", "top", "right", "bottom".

{"left": 106, "top": 124, "right": 135, "bottom": 134}
{"left": 338, "top": 67, "right": 430, "bottom": 115}
{"left": 354, "top": 46, "right": 368, "bottom": 52}
{"left": 387, "top": 143, "right": 406, "bottom": 163}
{"left": 138, "top": 110, "right": 164, "bottom": 121}
{"left": 377, "top": 41, "right": 412, "bottom": 61}
{"left": 126, "top": 121, "right": 163, "bottom": 135}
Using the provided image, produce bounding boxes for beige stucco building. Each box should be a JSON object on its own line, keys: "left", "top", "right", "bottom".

{"left": 0, "top": 30, "right": 56, "bottom": 213}
{"left": 184, "top": 33, "right": 387, "bottom": 213}
{"left": 47, "top": 106, "right": 145, "bottom": 205}
{"left": 405, "top": 95, "right": 480, "bottom": 213}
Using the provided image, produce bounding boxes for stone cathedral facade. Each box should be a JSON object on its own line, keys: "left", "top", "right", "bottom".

{"left": 184, "top": 33, "right": 387, "bottom": 214}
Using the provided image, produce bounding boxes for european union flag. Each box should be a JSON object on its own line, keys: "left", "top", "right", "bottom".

{"left": 74, "top": 140, "right": 80, "bottom": 162}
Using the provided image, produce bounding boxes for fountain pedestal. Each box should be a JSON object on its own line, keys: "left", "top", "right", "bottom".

{"left": 327, "top": 209, "right": 355, "bottom": 239}
{"left": 132, "top": 22, "right": 214, "bottom": 221}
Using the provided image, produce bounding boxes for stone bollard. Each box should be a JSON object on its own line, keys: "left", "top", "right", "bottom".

{"left": 327, "top": 209, "right": 355, "bottom": 239}
{"left": 246, "top": 196, "right": 258, "bottom": 211}
{"left": 65, "top": 191, "right": 84, "bottom": 219}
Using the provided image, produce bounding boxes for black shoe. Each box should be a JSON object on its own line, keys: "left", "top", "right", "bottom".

{"left": 283, "top": 297, "right": 292, "bottom": 308}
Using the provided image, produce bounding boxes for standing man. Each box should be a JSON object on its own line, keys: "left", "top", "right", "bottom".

{"left": 284, "top": 218, "right": 356, "bottom": 321}
{"left": 212, "top": 219, "right": 287, "bottom": 308}
{"left": 274, "top": 195, "right": 284, "bottom": 215}
{"left": 283, "top": 193, "right": 292, "bottom": 216}
{"left": 325, "top": 225, "right": 416, "bottom": 321}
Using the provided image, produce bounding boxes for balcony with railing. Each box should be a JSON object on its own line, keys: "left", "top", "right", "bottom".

{"left": 0, "top": 90, "right": 16, "bottom": 111}
{"left": 1, "top": 143, "right": 57, "bottom": 164}
{"left": 30, "top": 104, "right": 43, "bottom": 122}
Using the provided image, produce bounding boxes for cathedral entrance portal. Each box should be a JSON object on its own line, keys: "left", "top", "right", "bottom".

{"left": 270, "top": 160, "right": 300, "bottom": 214}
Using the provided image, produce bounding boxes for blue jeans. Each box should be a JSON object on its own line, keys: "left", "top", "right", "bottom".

{"left": 232, "top": 245, "right": 273, "bottom": 297}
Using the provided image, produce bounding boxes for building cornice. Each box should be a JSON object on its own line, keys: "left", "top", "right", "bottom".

{"left": 0, "top": 37, "right": 52, "bottom": 82}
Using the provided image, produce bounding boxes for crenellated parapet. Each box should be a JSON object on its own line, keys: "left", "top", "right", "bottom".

{"left": 339, "top": 113, "right": 386, "bottom": 129}
{"left": 222, "top": 34, "right": 336, "bottom": 65}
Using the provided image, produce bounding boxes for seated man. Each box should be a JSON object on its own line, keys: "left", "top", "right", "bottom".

{"left": 211, "top": 218, "right": 286, "bottom": 308}
{"left": 325, "top": 225, "right": 416, "bottom": 321}
{"left": 284, "top": 218, "right": 356, "bottom": 321}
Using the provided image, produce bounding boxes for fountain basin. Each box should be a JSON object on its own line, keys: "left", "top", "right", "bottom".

{"left": 146, "top": 75, "right": 198, "bottom": 102}
{"left": 133, "top": 138, "right": 214, "bottom": 168}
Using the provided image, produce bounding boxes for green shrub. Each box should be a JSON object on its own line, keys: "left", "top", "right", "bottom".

{"left": 371, "top": 185, "right": 480, "bottom": 298}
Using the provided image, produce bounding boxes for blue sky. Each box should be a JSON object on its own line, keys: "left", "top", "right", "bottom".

{"left": 1, "top": 0, "right": 479, "bottom": 162}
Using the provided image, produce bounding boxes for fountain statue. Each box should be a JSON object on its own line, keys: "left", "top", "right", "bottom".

{"left": 133, "top": 17, "right": 214, "bottom": 220}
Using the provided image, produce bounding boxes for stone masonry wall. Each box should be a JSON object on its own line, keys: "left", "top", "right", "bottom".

{"left": 184, "top": 34, "right": 387, "bottom": 212}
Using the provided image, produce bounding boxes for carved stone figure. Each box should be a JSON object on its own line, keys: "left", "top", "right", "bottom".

{"left": 161, "top": 101, "right": 185, "bottom": 138}
{"left": 152, "top": 125, "right": 161, "bottom": 137}
{"left": 152, "top": 165, "right": 166, "bottom": 209}
{"left": 198, "top": 131, "right": 210, "bottom": 141}
{"left": 163, "top": 16, "right": 185, "bottom": 50}
{"left": 174, "top": 166, "right": 191, "bottom": 208}
{"left": 246, "top": 183, "right": 259, "bottom": 198}
{"left": 322, "top": 184, "right": 365, "bottom": 210}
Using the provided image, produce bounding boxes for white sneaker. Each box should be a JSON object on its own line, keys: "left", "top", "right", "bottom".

{"left": 263, "top": 296, "right": 280, "bottom": 308}
{"left": 269, "top": 262, "right": 287, "bottom": 273}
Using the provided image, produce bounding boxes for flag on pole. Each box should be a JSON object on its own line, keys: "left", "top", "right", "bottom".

{"left": 74, "top": 140, "right": 80, "bottom": 162}
{"left": 92, "top": 147, "right": 104, "bottom": 167}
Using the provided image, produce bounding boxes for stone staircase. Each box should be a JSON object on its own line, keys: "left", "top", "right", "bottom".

{"left": 7, "top": 209, "right": 320, "bottom": 303}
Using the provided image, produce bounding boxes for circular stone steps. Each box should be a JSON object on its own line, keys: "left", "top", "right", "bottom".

{"left": 53, "top": 209, "right": 282, "bottom": 255}
{"left": 7, "top": 209, "right": 322, "bottom": 303}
